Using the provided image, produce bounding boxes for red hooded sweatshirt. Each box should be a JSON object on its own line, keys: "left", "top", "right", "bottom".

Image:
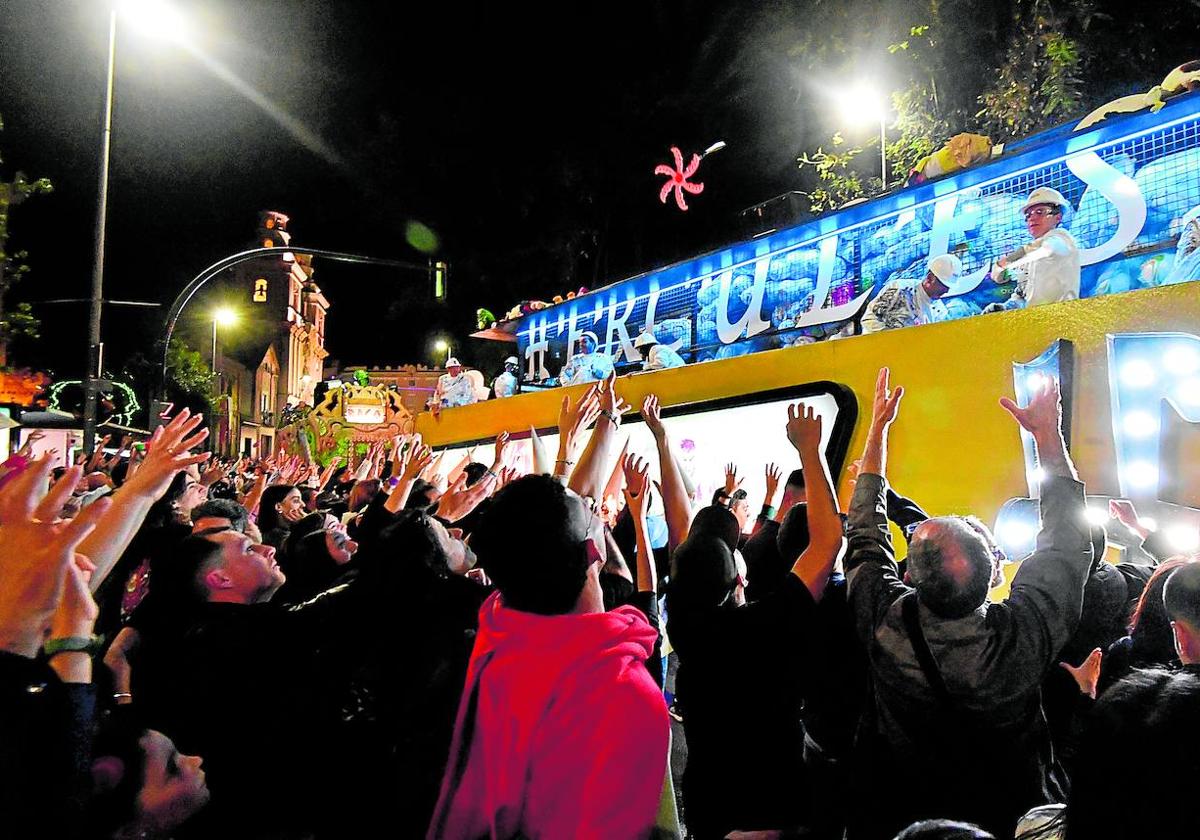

{"left": 427, "top": 591, "right": 669, "bottom": 839}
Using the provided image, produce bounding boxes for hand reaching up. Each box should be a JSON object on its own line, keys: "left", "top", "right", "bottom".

{"left": 765, "top": 463, "right": 782, "bottom": 505}
{"left": 622, "top": 454, "right": 652, "bottom": 519}
{"left": 723, "top": 463, "right": 744, "bottom": 495}
{"left": 641, "top": 394, "right": 666, "bottom": 441}
{"left": 999, "top": 375, "right": 1061, "bottom": 438}
{"left": 122, "top": 410, "right": 210, "bottom": 502}
{"left": 0, "top": 459, "right": 111, "bottom": 658}
{"left": 786, "top": 402, "right": 823, "bottom": 454}
{"left": 1060, "top": 647, "right": 1103, "bottom": 699}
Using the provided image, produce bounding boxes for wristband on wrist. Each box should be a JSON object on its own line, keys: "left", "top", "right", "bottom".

{"left": 112, "top": 692, "right": 133, "bottom": 703}
{"left": 44, "top": 635, "right": 103, "bottom": 659}
{"left": 598, "top": 409, "right": 618, "bottom": 425}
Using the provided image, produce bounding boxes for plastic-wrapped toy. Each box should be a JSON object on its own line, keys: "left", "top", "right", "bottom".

{"left": 905, "top": 133, "right": 995, "bottom": 187}
{"left": 1076, "top": 61, "right": 1200, "bottom": 130}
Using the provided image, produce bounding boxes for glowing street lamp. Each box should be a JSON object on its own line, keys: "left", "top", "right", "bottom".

{"left": 84, "top": 0, "right": 192, "bottom": 450}
{"left": 838, "top": 83, "right": 889, "bottom": 186}
{"left": 120, "top": 0, "right": 189, "bottom": 43}
{"left": 211, "top": 307, "right": 238, "bottom": 372}
{"left": 434, "top": 338, "right": 451, "bottom": 366}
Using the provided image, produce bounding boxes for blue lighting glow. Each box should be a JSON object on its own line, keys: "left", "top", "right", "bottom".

{"left": 514, "top": 92, "right": 1200, "bottom": 378}
{"left": 1107, "top": 332, "right": 1200, "bottom": 499}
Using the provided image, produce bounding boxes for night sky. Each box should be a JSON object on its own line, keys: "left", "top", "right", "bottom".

{"left": 0, "top": 0, "right": 1176, "bottom": 382}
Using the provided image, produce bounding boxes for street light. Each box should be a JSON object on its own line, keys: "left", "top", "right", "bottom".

{"left": 84, "top": 0, "right": 190, "bottom": 451}
{"left": 434, "top": 339, "right": 451, "bottom": 366}
{"left": 211, "top": 307, "right": 237, "bottom": 372}
{"left": 120, "top": 0, "right": 188, "bottom": 43}
{"left": 838, "top": 83, "right": 889, "bottom": 186}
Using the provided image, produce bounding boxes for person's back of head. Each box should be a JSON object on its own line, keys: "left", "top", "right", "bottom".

{"left": 1163, "top": 560, "right": 1200, "bottom": 664}
{"left": 1130, "top": 556, "right": 1197, "bottom": 663}
{"left": 782, "top": 468, "right": 806, "bottom": 506}
{"left": 669, "top": 534, "right": 737, "bottom": 610}
{"left": 1065, "top": 667, "right": 1200, "bottom": 839}
{"left": 894, "top": 819, "right": 996, "bottom": 840}
{"left": 689, "top": 504, "right": 740, "bottom": 554}
{"left": 462, "top": 462, "right": 489, "bottom": 487}
{"left": 472, "top": 475, "right": 594, "bottom": 615}
{"left": 190, "top": 498, "right": 249, "bottom": 533}
{"left": 907, "top": 517, "right": 999, "bottom": 619}
{"left": 777, "top": 501, "right": 811, "bottom": 565}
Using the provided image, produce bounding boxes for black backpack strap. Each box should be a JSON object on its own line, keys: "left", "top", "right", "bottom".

{"left": 900, "top": 591, "right": 956, "bottom": 711}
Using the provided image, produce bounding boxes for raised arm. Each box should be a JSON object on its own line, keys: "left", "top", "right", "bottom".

{"left": 622, "top": 454, "right": 658, "bottom": 593}
{"left": 77, "top": 411, "right": 210, "bottom": 591}
{"left": 785, "top": 403, "right": 844, "bottom": 600}
{"left": 384, "top": 443, "right": 434, "bottom": 514}
{"left": 552, "top": 384, "right": 601, "bottom": 484}
{"left": 1000, "top": 376, "right": 1092, "bottom": 658}
{"left": 568, "top": 372, "right": 628, "bottom": 501}
{"left": 844, "top": 368, "right": 910, "bottom": 636}
{"left": 641, "top": 394, "right": 692, "bottom": 552}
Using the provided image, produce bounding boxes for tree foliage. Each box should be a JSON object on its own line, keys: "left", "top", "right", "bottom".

{"left": 0, "top": 113, "right": 52, "bottom": 367}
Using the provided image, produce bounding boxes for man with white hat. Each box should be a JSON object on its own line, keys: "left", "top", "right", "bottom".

{"left": 633, "top": 330, "right": 686, "bottom": 372}
{"left": 860, "top": 253, "right": 961, "bottom": 334}
{"left": 493, "top": 355, "right": 521, "bottom": 398}
{"left": 984, "top": 186, "right": 1081, "bottom": 312}
{"left": 434, "top": 357, "right": 478, "bottom": 408}
{"left": 559, "top": 331, "right": 614, "bottom": 386}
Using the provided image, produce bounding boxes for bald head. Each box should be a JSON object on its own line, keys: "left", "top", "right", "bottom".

{"left": 907, "top": 517, "right": 999, "bottom": 619}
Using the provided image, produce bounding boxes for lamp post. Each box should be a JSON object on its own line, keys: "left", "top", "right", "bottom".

{"left": 839, "top": 83, "right": 889, "bottom": 187}
{"left": 83, "top": 0, "right": 189, "bottom": 452}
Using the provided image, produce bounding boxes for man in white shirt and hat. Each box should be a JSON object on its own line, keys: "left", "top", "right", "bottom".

{"left": 493, "top": 356, "right": 521, "bottom": 398}
{"left": 633, "top": 330, "right": 686, "bottom": 371}
{"left": 984, "top": 186, "right": 1081, "bottom": 312}
{"left": 860, "top": 253, "right": 961, "bottom": 334}
{"left": 434, "top": 357, "right": 478, "bottom": 408}
{"left": 559, "top": 331, "right": 614, "bottom": 386}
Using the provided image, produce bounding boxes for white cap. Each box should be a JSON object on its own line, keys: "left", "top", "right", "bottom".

{"left": 504, "top": 356, "right": 518, "bottom": 366}
{"left": 446, "top": 357, "right": 462, "bottom": 368}
{"left": 578, "top": 331, "right": 599, "bottom": 348}
{"left": 927, "top": 254, "right": 962, "bottom": 284}
{"left": 1022, "top": 187, "right": 1069, "bottom": 212}
{"left": 633, "top": 331, "right": 659, "bottom": 348}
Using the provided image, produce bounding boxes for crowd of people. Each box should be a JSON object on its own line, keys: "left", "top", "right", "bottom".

{"left": 2, "top": 363, "right": 1198, "bottom": 839}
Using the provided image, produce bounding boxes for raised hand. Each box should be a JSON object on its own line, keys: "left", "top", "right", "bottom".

{"left": 723, "top": 463, "right": 745, "bottom": 495}
{"left": 1060, "top": 647, "right": 1103, "bottom": 699}
{"left": 1109, "top": 499, "right": 1150, "bottom": 539}
{"left": 557, "top": 386, "right": 602, "bottom": 463}
{"left": 433, "top": 472, "right": 495, "bottom": 523}
{"left": 122, "top": 410, "right": 210, "bottom": 501}
{"left": 400, "top": 444, "right": 434, "bottom": 482}
{"left": 871, "top": 367, "right": 904, "bottom": 431}
{"left": 492, "top": 431, "right": 512, "bottom": 469}
{"left": 622, "top": 454, "right": 652, "bottom": 519}
{"left": 786, "top": 403, "right": 823, "bottom": 453}
{"left": 765, "top": 463, "right": 783, "bottom": 505}
{"left": 0, "top": 459, "right": 111, "bottom": 658}
{"left": 597, "top": 370, "right": 630, "bottom": 426}
{"left": 999, "top": 375, "right": 1061, "bottom": 437}
{"left": 641, "top": 394, "right": 666, "bottom": 440}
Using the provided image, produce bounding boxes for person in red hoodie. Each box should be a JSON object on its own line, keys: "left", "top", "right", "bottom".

{"left": 428, "top": 473, "right": 670, "bottom": 839}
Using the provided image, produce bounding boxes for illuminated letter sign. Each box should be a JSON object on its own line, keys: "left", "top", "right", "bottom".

{"left": 253, "top": 278, "right": 268, "bottom": 303}
{"left": 514, "top": 95, "right": 1200, "bottom": 375}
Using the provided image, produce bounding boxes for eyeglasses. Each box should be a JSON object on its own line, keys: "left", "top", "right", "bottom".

{"left": 1023, "top": 206, "right": 1059, "bottom": 220}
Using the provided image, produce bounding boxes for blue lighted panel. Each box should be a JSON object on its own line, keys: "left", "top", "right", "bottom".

{"left": 516, "top": 93, "right": 1200, "bottom": 375}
